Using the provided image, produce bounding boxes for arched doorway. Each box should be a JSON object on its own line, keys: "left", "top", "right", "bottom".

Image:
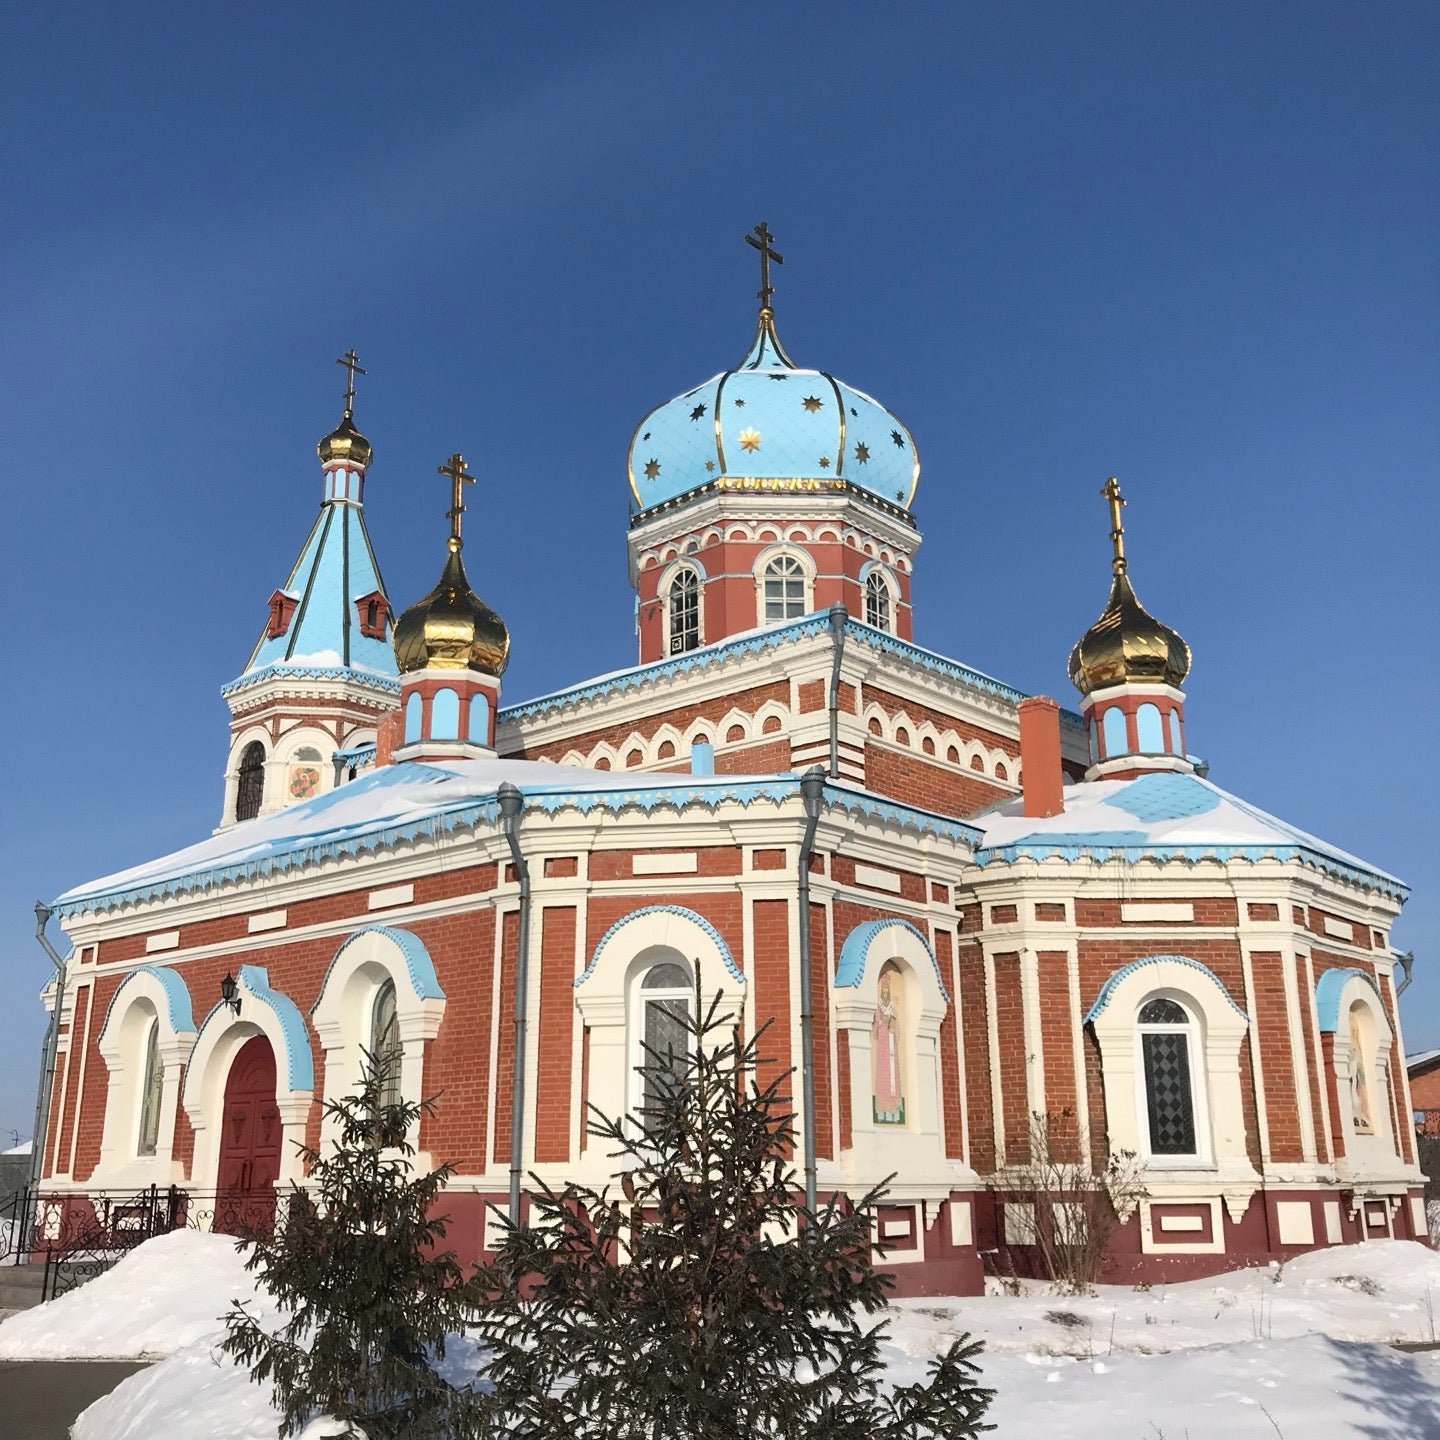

{"left": 216, "top": 1035, "right": 281, "bottom": 1236}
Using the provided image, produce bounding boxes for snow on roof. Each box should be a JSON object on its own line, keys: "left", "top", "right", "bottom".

{"left": 2, "top": 1140, "right": 31, "bottom": 1155}
{"left": 1407, "top": 1049, "right": 1440, "bottom": 1072}
{"left": 972, "top": 771, "right": 1406, "bottom": 898}
{"left": 51, "top": 759, "right": 978, "bottom": 917}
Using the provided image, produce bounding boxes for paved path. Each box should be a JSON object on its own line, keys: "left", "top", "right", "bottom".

{"left": 0, "top": 1360, "right": 149, "bottom": 1439}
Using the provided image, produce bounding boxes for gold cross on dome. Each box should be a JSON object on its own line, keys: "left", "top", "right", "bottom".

{"left": 745, "top": 221, "right": 784, "bottom": 310}
{"left": 439, "top": 452, "right": 475, "bottom": 549}
{"left": 1101, "top": 475, "right": 1127, "bottom": 575}
{"left": 335, "top": 349, "right": 366, "bottom": 416}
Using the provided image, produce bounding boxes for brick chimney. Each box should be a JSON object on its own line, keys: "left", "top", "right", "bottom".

{"left": 1017, "top": 696, "right": 1065, "bottom": 818}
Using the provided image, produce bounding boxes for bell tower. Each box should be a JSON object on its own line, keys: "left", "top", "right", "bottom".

{"left": 218, "top": 353, "right": 400, "bottom": 826}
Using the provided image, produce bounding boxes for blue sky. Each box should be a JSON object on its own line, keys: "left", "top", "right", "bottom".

{"left": 2, "top": 3, "right": 1435, "bottom": 1142}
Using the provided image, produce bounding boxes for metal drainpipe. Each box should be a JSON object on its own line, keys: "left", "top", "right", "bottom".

{"left": 31, "top": 904, "right": 68, "bottom": 1192}
{"left": 796, "top": 767, "right": 826, "bottom": 1217}
{"left": 826, "top": 605, "right": 847, "bottom": 780}
{"left": 1396, "top": 952, "right": 1415, "bottom": 995}
{"left": 497, "top": 784, "right": 532, "bottom": 1226}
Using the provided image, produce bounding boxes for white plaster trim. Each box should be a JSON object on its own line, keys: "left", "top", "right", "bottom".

{"left": 1276, "top": 1200, "right": 1315, "bottom": 1246}
{"left": 1323, "top": 916, "right": 1356, "bottom": 942}
{"left": 632, "top": 852, "right": 699, "bottom": 876}
{"left": 1120, "top": 902, "right": 1193, "bottom": 924}
{"left": 247, "top": 910, "right": 288, "bottom": 934}
{"left": 1139, "top": 1198, "right": 1225, "bottom": 1254}
{"left": 853, "top": 864, "right": 902, "bottom": 895}
{"left": 144, "top": 931, "right": 180, "bottom": 953}
{"left": 1157, "top": 1213, "right": 1204, "bottom": 1233}
{"left": 367, "top": 884, "right": 415, "bottom": 911}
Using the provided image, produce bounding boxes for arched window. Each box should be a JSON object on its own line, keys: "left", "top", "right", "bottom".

{"left": 1101, "top": 707, "right": 1129, "bottom": 760}
{"left": 864, "top": 569, "right": 893, "bottom": 632}
{"left": 1137, "top": 996, "right": 1199, "bottom": 1157}
{"left": 468, "top": 694, "right": 490, "bottom": 745}
{"left": 1136, "top": 703, "right": 1164, "bottom": 753}
{"left": 370, "top": 979, "right": 402, "bottom": 1111}
{"left": 136, "top": 1017, "right": 163, "bottom": 1157}
{"left": 432, "top": 688, "right": 460, "bottom": 740}
{"left": 762, "top": 554, "right": 807, "bottom": 622}
{"left": 235, "top": 741, "right": 266, "bottom": 822}
{"left": 404, "top": 691, "right": 423, "bottom": 744}
{"left": 633, "top": 960, "right": 693, "bottom": 1119}
{"left": 667, "top": 567, "right": 700, "bottom": 654}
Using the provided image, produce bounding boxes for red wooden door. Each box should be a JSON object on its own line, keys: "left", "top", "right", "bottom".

{"left": 216, "top": 1036, "right": 281, "bottom": 1236}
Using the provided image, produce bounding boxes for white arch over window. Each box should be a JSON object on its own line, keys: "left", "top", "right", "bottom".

{"left": 832, "top": 919, "right": 955, "bottom": 1197}
{"left": 1316, "top": 968, "right": 1397, "bottom": 1172}
{"left": 311, "top": 926, "right": 446, "bottom": 1162}
{"left": 575, "top": 907, "right": 744, "bottom": 1169}
{"left": 1086, "top": 955, "right": 1253, "bottom": 1180}
{"left": 181, "top": 965, "right": 315, "bottom": 1193}
{"left": 753, "top": 546, "right": 815, "bottom": 625}
{"left": 94, "top": 966, "right": 196, "bottom": 1187}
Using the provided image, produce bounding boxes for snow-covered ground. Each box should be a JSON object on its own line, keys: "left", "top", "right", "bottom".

{"left": 6, "top": 1232, "right": 1440, "bottom": 1438}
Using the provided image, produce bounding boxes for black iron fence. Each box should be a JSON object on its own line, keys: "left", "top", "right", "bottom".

{"left": 0, "top": 1184, "right": 284, "bottom": 1301}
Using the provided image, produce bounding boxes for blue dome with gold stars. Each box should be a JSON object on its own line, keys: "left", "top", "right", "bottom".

{"left": 627, "top": 308, "right": 920, "bottom": 513}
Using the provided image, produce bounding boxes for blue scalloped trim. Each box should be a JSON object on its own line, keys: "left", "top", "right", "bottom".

{"left": 1084, "top": 954, "right": 1248, "bottom": 1024}
{"left": 101, "top": 964, "right": 196, "bottom": 1038}
{"left": 237, "top": 965, "right": 314, "bottom": 1090}
{"left": 577, "top": 905, "right": 741, "bottom": 986}
{"left": 221, "top": 664, "right": 400, "bottom": 699}
{"left": 1315, "top": 966, "right": 1384, "bottom": 1032}
{"left": 835, "top": 918, "right": 949, "bottom": 1002}
{"left": 312, "top": 926, "right": 445, "bottom": 1007}
{"left": 974, "top": 839, "right": 1406, "bottom": 900}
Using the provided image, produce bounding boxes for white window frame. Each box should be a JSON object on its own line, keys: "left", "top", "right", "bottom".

{"left": 863, "top": 566, "right": 895, "bottom": 633}
{"left": 1134, "top": 992, "right": 1210, "bottom": 1168}
{"left": 136, "top": 1015, "right": 164, "bottom": 1157}
{"left": 660, "top": 561, "right": 704, "bottom": 655}
{"left": 753, "top": 546, "right": 814, "bottom": 626}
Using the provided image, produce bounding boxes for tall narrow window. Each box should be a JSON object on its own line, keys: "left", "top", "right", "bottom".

{"left": 636, "top": 961, "right": 693, "bottom": 1118}
{"left": 668, "top": 568, "right": 700, "bottom": 654}
{"left": 370, "top": 979, "right": 402, "bottom": 1111}
{"left": 1138, "top": 996, "right": 1198, "bottom": 1157}
{"left": 236, "top": 741, "right": 266, "bottom": 822}
{"left": 864, "top": 570, "right": 892, "bottom": 632}
{"left": 137, "top": 1019, "right": 163, "bottom": 1157}
{"left": 763, "top": 554, "right": 806, "bottom": 621}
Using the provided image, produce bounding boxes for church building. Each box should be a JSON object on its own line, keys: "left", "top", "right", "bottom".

{"left": 35, "top": 228, "right": 1424, "bottom": 1294}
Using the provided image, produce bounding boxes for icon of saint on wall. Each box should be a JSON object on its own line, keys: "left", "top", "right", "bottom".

{"left": 1349, "top": 1009, "right": 1374, "bottom": 1132}
{"left": 872, "top": 961, "right": 905, "bottom": 1124}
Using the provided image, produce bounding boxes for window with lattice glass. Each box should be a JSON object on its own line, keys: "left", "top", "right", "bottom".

{"left": 371, "top": 979, "right": 402, "bottom": 1111}
{"left": 137, "top": 1018, "right": 163, "bottom": 1157}
{"left": 636, "top": 961, "right": 693, "bottom": 1118}
{"left": 763, "top": 554, "right": 806, "bottom": 621}
{"left": 1138, "top": 996, "right": 1198, "bottom": 1156}
{"left": 864, "top": 570, "right": 892, "bottom": 631}
{"left": 667, "top": 568, "right": 700, "bottom": 653}
{"left": 236, "top": 741, "right": 266, "bottom": 822}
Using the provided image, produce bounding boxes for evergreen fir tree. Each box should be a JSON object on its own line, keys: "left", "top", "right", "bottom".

{"left": 222, "top": 1057, "right": 485, "bottom": 1439}
{"left": 469, "top": 982, "right": 994, "bottom": 1440}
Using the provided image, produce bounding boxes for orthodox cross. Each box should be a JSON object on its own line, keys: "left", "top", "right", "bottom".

{"left": 1101, "top": 475, "right": 1127, "bottom": 575}
{"left": 439, "top": 452, "right": 475, "bottom": 548}
{"left": 745, "top": 221, "right": 784, "bottom": 310}
{"left": 335, "top": 349, "right": 366, "bottom": 416}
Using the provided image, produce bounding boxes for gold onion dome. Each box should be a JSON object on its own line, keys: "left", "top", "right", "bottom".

{"left": 1067, "top": 478, "right": 1191, "bottom": 697}
{"left": 317, "top": 410, "right": 373, "bottom": 469}
{"left": 394, "top": 453, "right": 509, "bottom": 677}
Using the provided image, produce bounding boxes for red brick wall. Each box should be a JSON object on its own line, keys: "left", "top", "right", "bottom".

{"left": 491, "top": 909, "right": 520, "bottom": 1170}
{"left": 1036, "top": 950, "right": 1079, "bottom": 1159}
{"left": 935, "top": 930, "right": 964, "bottom": 1160}
{"left": 807, "top": 902, "right": 833, "bottom": 1160}
{"left": 752, "top": 898, "right": 793, "bottom": 1154}
{"left": 534, "top": 907, "right": 576, "bottom": 1163}
{"left": 1248, "top": 951, "right": 1302, "bottom": 1163}
{"left": 992, "top": 952, "right": 1029, "bottom": 1164}
{"left": 957, "top": 942, "right": 994, "bottom": 1171}
{"left": 863, "top": 744, "right": 1007, "bottom": 817}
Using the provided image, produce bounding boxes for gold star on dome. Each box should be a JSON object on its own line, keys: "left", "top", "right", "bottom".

{"left": 855, "top": 442, "right": 870, "bottom": 464}
{"left": 737, "top": 428, "right": 762, "bottom": 453}
{"left": 802, "top": 395, "right": 823, "bottom": 413}
{"left": 690, "top": 403, "right": 707, "bottom": 421}
{"left": 890, "top": 429, "right": 905, "bottom": 447}
{"left": 734, "top": 397, "right": 746, "bottom": 407}
{"left": 705, "top": 460, "right": 716, "bottom": 472}
{"left": 818, "top": 455, "right": 831, "bottom": 469}
{"left": 644, "top": 458, "right": 661, "bottom": 479}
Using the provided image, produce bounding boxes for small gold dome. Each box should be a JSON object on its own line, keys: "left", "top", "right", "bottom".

{"left": 1068, "top": 570, "right": 1190, "bottom": 696}
{"left": 394, "top": 544, "right": 509, "bottom": 677}
{"left": 317, "top": 411, "right": 373, "bottom": 470}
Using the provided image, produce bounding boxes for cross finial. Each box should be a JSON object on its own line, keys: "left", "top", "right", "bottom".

{"left": 1101, "top": 476, "right": 1127, "bottom": 576}
{"left": 745, "top": 221, "right": 784, "bottom": 312}
{"left": 335, "top": 349, "right": 366, "bottom": 417}
{"left": 439, "top": 452, "right": 475, "bottom": 552}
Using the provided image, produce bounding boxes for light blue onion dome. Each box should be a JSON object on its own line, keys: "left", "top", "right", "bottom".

{"left": 627, "top": 308, "right": 919, "bottom": 513}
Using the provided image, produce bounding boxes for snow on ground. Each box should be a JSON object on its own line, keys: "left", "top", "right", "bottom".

{"left": 0, "top": 1229, "right": 271, "bottom": 1361}
{"left": 12, "top": 1233, "right": 1440, "bottom": 1438}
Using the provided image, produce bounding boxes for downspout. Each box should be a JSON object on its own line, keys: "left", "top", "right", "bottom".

{"left": 826, "top": 604, "right": 847, "bottom": 780}
{"left": 31, "top": 903, "right": 67, "bottom": 1192}
{"left": 1396, "top": 952, "right": 1415, "bottom": 996}
{"left": 497, "top": 783, "right": 532, "bottom": 1226}
{"left": 797, "top": 767, "right": 826, "bottom": 1217}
